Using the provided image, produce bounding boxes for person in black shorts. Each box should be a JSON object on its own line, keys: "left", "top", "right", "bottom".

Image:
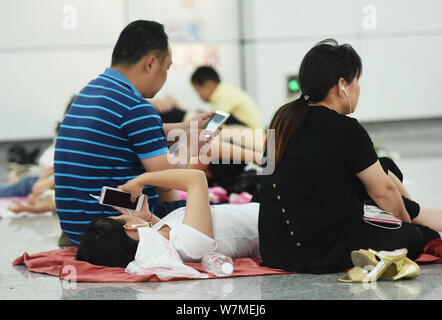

{"left": 258, "top": 39, "right": 442, "bottom": 274}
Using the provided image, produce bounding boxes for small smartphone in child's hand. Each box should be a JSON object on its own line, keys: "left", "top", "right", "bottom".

{"left": 89, "top": 186, "right": 144, "bottom": 211}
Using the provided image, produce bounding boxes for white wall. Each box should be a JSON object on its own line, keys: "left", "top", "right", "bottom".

{"left": 1, "top": 0, "right": 442, "bottom": 140}
{"left": 0, "top": 0, "right": 126, "bottom": 141}
{"left": 243, "top": 0, "right": 442, "bottom": 125}
{"left": 0, "top": 0, "right": 241, "bottom": 141}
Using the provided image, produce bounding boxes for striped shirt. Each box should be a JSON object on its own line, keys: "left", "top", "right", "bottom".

{"left": 54, "top": 68, "right": 169, "bottom": 245}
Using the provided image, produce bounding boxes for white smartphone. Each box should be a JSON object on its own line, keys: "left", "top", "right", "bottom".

{"left": 92, "top": 186, "right": 144, "bottom": 211}
{"left": 203, "top": 111, "right": 230, "bottom": 131}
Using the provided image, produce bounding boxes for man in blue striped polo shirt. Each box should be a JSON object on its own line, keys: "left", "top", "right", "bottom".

{"left": 54, "top": 20, "right": 209, "bottom": 245}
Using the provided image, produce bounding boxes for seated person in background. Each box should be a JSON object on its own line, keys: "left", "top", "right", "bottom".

{"left": 1, "top": 95, "right": 73, "bottom": 199}
{"left": 0, "top": 166, "right": 53, "bottom": 201}
{"left": 191, "top": 66, "right": 262, "bottom": 130}
{"left": 8, "top": 169, "right": 55, "bottom": 214}
{"left": 150, "top": 97, "right": 265, "bottom": 150}
{"left": 149, "top": 94, "right": 265, "bottom": 194}
{"left": 150, "top": 65, "right": 263, "bottom": 131}
{"left": 1, "top": 143, "right": 55, "bottom": 199}
{"left": 0, "top": 174, "right": 41, "bottom": 199}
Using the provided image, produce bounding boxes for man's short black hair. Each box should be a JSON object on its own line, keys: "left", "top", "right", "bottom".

{"left": 191, "top": 66, "right": 221, "bottom": 85}
{"left": 111, "top": 20, "right": 169, "bottom": 66}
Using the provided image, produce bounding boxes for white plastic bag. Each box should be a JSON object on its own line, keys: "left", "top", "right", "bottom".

{"left": 125, "top": 227, "right": 208, "bottom": 280}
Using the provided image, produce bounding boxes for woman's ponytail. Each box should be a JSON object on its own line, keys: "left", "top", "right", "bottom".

{"left": 265, "top": 39, "right": 362, "bottom": 165}
{"left": 267, "top": 95, "right": 309, "bottom": 164}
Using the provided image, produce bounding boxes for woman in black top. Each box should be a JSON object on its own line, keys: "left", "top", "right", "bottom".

{"left": 258, "top": 39, "right": 442, "bottom": 274}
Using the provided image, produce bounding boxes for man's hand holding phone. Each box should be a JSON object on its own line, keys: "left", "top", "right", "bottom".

{"left": 186, "top": 111, "right": 228, "bottom": 156}
{"left": 188, "top": 111, "right": 214, "bottom": 131}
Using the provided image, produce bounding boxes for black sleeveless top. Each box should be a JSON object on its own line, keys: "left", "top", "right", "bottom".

{"left": 258, "top": 106, "right": 378, "bottom": 273}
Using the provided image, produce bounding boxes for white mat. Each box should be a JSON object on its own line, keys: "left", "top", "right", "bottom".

{"left": 0, "top": 197, "right": 53, "bottom": 219}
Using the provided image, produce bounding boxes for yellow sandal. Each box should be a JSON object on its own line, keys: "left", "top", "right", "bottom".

{"left": 392, "top": 257, "right": 420, "bottom": 280}
{"left": 339, "top": 248, "right": 409, "bottom": 283}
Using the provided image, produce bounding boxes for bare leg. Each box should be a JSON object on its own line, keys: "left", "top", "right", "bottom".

{"left": 187, "top": 138, "right": 264, "bottom": 178}
{"left": 209, "top": 137, "right": 263, "bottom": 165}
{"left": 383, "top": 170, "right": 442, "bottom": 233}
{"left": 218, "top": 125, "right": 265, "bottom": 153}
{"left": 386, "top": 171, "right": 442, "bottom": 232}
{"left": 412, "top": 206, "right": 442, "bottom": 232}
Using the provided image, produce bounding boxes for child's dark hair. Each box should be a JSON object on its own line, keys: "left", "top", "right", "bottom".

{"left": 267, "top": 39, "right": 362, "bottom": 163}
{"left": 191, "top": 66, "right": 221, "bottom": 85}
{"left": 76, "top": 217, "right": 139, "bottom": 268}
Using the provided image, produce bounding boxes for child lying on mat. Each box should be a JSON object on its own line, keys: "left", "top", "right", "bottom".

{"left": 75, "top": 169, "right": 417, "bottom": 270}
{"left": 76, "top": 169, "right": 260, "bottom": 268}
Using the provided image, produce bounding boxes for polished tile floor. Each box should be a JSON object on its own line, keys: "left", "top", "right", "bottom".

{"left": 1, "top": 119, "right": 442, "bottom": 300}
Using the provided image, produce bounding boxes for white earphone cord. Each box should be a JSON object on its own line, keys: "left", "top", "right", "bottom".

{"left": 363, "top": 206, "right": 403, "bottom": 230}
{"left": 342, "top": 86, "right": 352, "bottom": 114}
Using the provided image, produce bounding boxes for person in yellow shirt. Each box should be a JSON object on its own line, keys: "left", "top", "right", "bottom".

{"left": 150, "top": 67, "right": 264, "bottom": 190}
{"left": 191, "top": 66, "right": 262, "bottom": 129}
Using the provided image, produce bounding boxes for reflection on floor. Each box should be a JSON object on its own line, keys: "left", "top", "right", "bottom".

{"left": 1, "top": 119, "right": 442, "bottom": 300}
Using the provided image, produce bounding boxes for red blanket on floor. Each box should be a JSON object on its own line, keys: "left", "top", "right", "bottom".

{"left": 13, "top": 239, "right": 442, "bottom": 283}
{"left": 12, "top": 247, "right": 294, "bottom": 282}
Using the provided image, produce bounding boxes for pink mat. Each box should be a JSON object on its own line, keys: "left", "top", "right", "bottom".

{"left": 12, "top": 247, "right": 294, "bottom": 282}
{"left": 13, "top": 239, "right": 442, "bottom": 282}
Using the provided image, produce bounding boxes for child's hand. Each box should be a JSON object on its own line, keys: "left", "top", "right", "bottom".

{"left": 117, "top": 178, "right": 144, "bottom": 203}
{"left": 112, "top": 196, "right": 151, "bottom": 221}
